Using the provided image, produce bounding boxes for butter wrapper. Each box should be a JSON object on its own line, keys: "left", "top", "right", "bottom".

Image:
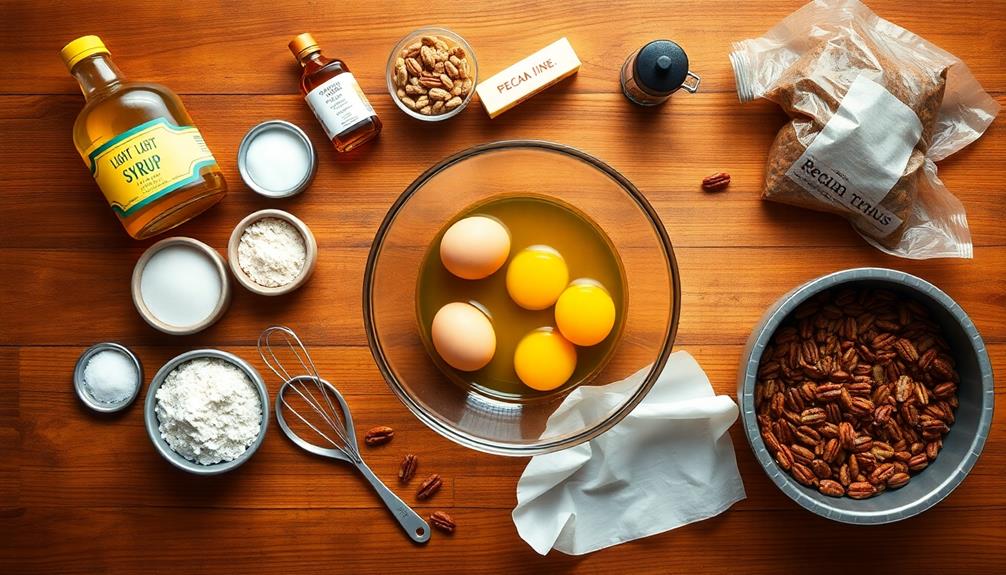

{"left": 476, "top": 38, "right": 580, "bottom": 119}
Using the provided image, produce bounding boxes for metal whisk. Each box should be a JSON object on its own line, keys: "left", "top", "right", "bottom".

{"left": 257, "top": 325, "right": 431, "bottom": 544}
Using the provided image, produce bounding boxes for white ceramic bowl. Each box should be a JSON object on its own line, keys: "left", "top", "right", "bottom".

{"left": 131, "top": 237, "right": 231, "bottom": 335}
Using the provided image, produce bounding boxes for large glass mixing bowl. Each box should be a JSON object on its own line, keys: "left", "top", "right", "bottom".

{"left": 363, "top": 141, "right": 680, "bottom": 455}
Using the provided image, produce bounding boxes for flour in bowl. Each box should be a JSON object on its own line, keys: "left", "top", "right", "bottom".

{"left": 238, "top": 217, "right": 306, "bottom": 287}
{"left": 155, "top": 357, "right": 262, "bottom": 465}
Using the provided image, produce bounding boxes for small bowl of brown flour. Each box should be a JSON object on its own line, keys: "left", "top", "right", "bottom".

{"left": 228, "top": 209, "right": 317, "bottom": 296}
{"left": 144, "top": 349, "right": 269, "bottom": 475}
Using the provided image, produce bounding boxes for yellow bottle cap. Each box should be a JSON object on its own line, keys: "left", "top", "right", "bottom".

{"left": 289, "top": 33, "right": 320, "bottom": 60}
{"left": 60, "top": 35, "right": 109, "bottom": 71}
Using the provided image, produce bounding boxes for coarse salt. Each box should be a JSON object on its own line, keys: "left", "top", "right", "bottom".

{"left": 155, "top": 358, "right": 262, "bottom": 466}
{"left": 238, "top": 217, "right": 307, "bottom": 288}
{"left": 83, "top": 349, "right": 138, "bottom": 404}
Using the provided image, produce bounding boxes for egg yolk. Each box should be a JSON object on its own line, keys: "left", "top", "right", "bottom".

{"left": 555, "top": 281, "right": 616, "bottom": 346}
{"left": 506, "top": 246, "right": 569, "bottom": 310}
{"left": 513, "top": 328, "right": 577, "bottom": 391}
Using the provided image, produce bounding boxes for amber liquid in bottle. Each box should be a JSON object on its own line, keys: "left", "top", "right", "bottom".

{"left": 67, "top": 44, "right": 226, "bottom": 239}
{"left": 291, "top": 34, "right": 382, "bottom": 152}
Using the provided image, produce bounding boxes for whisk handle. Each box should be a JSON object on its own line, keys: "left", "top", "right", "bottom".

{"left": 356, "top": 460, "right": 431, "bottom": 544}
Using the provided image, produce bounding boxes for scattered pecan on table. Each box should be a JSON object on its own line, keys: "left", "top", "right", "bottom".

{"left": 416, "top": 473, "right": 443, "bottom": 500}
{"left": 398, "top": 453, "right": 418, "bottom": 483}
{"left": 701, "top": 172, "right": 731, "bottom": 192}
{"left": 364, "top": 425, "right": 395, "bottom": 446}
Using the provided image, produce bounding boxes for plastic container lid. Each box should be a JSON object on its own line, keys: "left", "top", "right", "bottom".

{"left": 633, "top": 40, "right": 690, "bottom": 97}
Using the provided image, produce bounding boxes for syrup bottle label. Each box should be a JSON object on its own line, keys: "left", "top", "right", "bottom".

{"left": 304, "top": 72, "right": 377, "bottom": 139}
{"left": 84, "top": 117, "right": 219, "bottom": 218}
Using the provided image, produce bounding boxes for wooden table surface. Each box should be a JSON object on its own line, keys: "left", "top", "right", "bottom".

{"left": 2, "top": 0, "right": 1004, "bottom": 572}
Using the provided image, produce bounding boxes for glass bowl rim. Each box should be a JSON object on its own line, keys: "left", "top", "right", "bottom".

{"left": 362, "top": 139, "right": 681, "bottom": 456}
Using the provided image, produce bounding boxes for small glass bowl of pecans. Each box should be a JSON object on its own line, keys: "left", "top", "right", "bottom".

{"left": 386, "top": 28, "right": 478, "bottom": 121}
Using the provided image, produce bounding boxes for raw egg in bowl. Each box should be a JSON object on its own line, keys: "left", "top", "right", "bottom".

{"left": 363, "top": 141, "right": 680, "bottom": 456}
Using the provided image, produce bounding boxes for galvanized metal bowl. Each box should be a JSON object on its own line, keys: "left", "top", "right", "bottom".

{"left": 738, "top": 267, "right": 994, "bottom": 524}
{"left": 144, "top": 349, "right": 269, "bottom": 475}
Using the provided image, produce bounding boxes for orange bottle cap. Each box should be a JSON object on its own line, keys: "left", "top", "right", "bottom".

{"left": 289, "top": 33, "right": 320, "bottom": 60}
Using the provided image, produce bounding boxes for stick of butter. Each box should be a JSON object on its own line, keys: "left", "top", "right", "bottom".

{"left": 475, "top": 37, "right": 581, "bottom": 119}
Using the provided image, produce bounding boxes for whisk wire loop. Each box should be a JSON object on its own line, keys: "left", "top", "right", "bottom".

{"left": 257, "top": 325, "right": 431, "bottom": 544}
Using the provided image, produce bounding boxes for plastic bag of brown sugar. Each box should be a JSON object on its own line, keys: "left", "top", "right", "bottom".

{"left": 729, "top": 0, "right": 999, "bottom": 259}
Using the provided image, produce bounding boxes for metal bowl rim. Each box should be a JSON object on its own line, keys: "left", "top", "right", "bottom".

{"left": 144, "top": 349, "right": 270, "bottom": 475}
{"left": 739, "top": 266, "right": 994, "bottom": 524}
{"left": 73, "top": 342, "right": 144, "bottom": 413}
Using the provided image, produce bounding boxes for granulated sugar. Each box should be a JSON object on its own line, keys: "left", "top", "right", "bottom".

{"left": 83, "top": 349, "right": 138, "bottom": 404}
{"left": 155, "top": 357, "right": 262, "bottom": 465}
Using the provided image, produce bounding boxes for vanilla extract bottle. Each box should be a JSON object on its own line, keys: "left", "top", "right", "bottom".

{"left": 289, "top": 33, "right": 382, "bottom": 152}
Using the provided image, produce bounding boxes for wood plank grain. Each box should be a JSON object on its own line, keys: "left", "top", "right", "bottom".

{"left": 13, "top": 345, "right": 1005, "bottom": 512}
{"left": 2, "top": 0, "right": 1005, "bottom": 572}
{"left": 1, "top": 94, "right": 1004, "bottom": 250}
{"left": 0, "top": 349, "right": 19, "bottom": 513}
{"left": 2, "top": 506, "right": 1004, "bottom": 574}
{"left": 3, "top": 246, "right": 1004, "bottom": 346}
{"left": 2, "top": 1, "right": 1003, "bottom": 96}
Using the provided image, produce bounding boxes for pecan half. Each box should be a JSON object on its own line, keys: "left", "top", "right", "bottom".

{"left": 762, "top": 430, "right": 782, "bottom": 454}
{"left": 800, "top": 407, "right": 826, "bottom": 425}
{"left": 887, "top": 472, "right": 910, "bottom": 489}
{"left": 429, "top": 511, "right": 456, "bottom": 534}
{"left": 792, "top": 463, "right": 817, "bottom": 486}
{"left": 810, "top": 459, "right": 832, "bottom": 479}
{"left": 364, "top": 426, "right": 394, "bottom": 446}
{"left": 701, "top": 172, "right": 731, "bottom": 192}
{"left": 791, "top": 444, "right": 815, "bottom": 464}
{"left": 775, "top": 445, "right": 794, "bottom": 470}
{"left": 838, "top": 422, "right": 856, "bottom": 450}
{"left": 908, "top": 453, "right": 929, "bottom": 472}
{"left": 926, "top": 441, "right": 941, "bottom": 461}
{"left": 847, "top": 481, "right": 877, "bottom": 499}
{"left": 398, "top": 454, "right": 418, "bottom": 483}
{"left": 894, "top": 338, "right": 919, "bottom": 363}
{"left": 818, "top": 479, "right": 845, "bottom": 497}
{"left": 416, "top": 474, "right": 443, "bottom": 500}
{"left": 823, "top": 438, "right": 842, "bottom": 463}
{"left": 869, "top": 463, "right": 896, "bottom": 485}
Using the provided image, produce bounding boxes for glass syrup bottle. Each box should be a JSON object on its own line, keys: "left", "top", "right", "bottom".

{"left": 289, "top": 33, "right": 382, "bottom": 153}
{"left": 61, "top": 35, "right": 227, "bottom": 240}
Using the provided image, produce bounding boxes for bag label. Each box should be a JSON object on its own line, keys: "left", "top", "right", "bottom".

{"left": 785, "top": 75, "right": 922, "bottom": 236}
{"left": 85, "top": 118, "right": 218, "bottom": 217}
{"left": 304, "top": 73, "right": 376, "bottom": 139}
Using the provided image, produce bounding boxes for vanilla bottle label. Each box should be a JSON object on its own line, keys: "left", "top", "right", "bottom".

{"left": 304, "top": 72, "right": 376, "bottom": 139}
{"left": 84, "top": 118, "right": 218, "bottom": 217}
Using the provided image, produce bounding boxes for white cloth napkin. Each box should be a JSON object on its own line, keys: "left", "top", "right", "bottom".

{"left": 512, "top": 350, "right": 745, "bottom": 555}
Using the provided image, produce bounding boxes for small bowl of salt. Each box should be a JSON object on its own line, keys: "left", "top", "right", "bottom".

{"left": 228, "top": 209, "right": 318, "bottom": 296}
{"left": 74, "top": 342, "right": 143, "bottom": 413}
